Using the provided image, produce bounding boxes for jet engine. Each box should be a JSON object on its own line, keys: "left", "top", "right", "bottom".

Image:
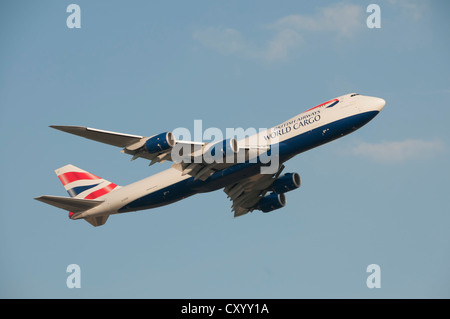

{"left": 204, "top": 138, "right": 239, "bottom": 161}
{"left": 272, "top": 173, "right": 301, "bottom": 193}
{"left": 144, "top": 132, "right": 175, "bottom": 154}
{"left": 258, "top": 192, "right": 286, "bottom": 213}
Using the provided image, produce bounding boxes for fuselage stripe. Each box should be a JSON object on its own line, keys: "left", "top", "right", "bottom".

{"left": 305, "top": 98, "right": 339, "bottom": 112}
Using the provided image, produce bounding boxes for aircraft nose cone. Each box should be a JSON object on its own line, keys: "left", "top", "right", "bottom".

{"left": 367, "top": 97, "right": 385, "bottom": 112}
{"left": 376, "top": 98, "right": 386, "bottom": 111}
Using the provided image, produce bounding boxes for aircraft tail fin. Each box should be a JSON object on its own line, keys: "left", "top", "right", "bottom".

{"left": 55, "top": 164, "right": 120, "bottom": 199}
{"left": 34, "top": 164, "right": 120, "bottom": 227}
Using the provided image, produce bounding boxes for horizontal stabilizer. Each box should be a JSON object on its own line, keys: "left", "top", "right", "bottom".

{"left": 50, "top": 125, "right": 143, "bottom": 148}
{"left": 35, "top": 195, "right": 103, "bottom": 212}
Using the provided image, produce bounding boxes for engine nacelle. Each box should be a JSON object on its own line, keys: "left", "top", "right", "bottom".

{"left": 144, "top": 131, "right": 175, "bottom": 154}
{"left": 272, "top": 173, "right": 301, "bottom": 194}
{"left": 258, "top": 192, "right": 286, "bottom": 213}
{"left": 204, "top": 138, "right": 239, "bottom": 161}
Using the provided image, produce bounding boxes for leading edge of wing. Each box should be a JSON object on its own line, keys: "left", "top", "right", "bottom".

{"left": 50, "top": 125, "right": 144, "bottom": 148}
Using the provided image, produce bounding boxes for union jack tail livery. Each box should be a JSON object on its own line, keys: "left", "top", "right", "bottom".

{"left": 56, "top": 164, "right": 119, "bottom": 199}
{"left": 35, "top": 164, "right": 121, "bottom": 226}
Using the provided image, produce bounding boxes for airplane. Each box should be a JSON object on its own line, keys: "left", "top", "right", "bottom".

{"left": 35, "top": 93, "right": 385, "bottom": 227}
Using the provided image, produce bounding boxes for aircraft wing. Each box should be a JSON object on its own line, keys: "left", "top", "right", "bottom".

{"left": 51, "top": 125, "right": 269, "bottom": 182}
{"left": 50, "top": 126, "right": 144, "bottom": 148}
{"left": 50, "top": 125, "right": 205, "bottom": 167}
{"left": 224, "top": 165, "right": 285, "bottom": 217}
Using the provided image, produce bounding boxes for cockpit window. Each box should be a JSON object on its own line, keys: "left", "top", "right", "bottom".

{"left": 350, "top": 93, "right": 359, "bottom": 97}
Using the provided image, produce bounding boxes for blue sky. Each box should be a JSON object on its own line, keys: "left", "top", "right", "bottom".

{"left": 1, "top": 0, "right": 449, "bottom": 298}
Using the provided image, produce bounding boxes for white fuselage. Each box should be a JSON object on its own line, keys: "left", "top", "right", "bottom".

{"left": 74, "top": 93, "right": 385, "bottom": 220}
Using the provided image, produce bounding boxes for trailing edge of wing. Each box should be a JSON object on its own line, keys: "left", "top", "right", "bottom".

{"left": 50, "top": 125, "right": 144, "bottom": 148}
{"left": 35, "top": 195, "right": 103, "bottom": 213}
